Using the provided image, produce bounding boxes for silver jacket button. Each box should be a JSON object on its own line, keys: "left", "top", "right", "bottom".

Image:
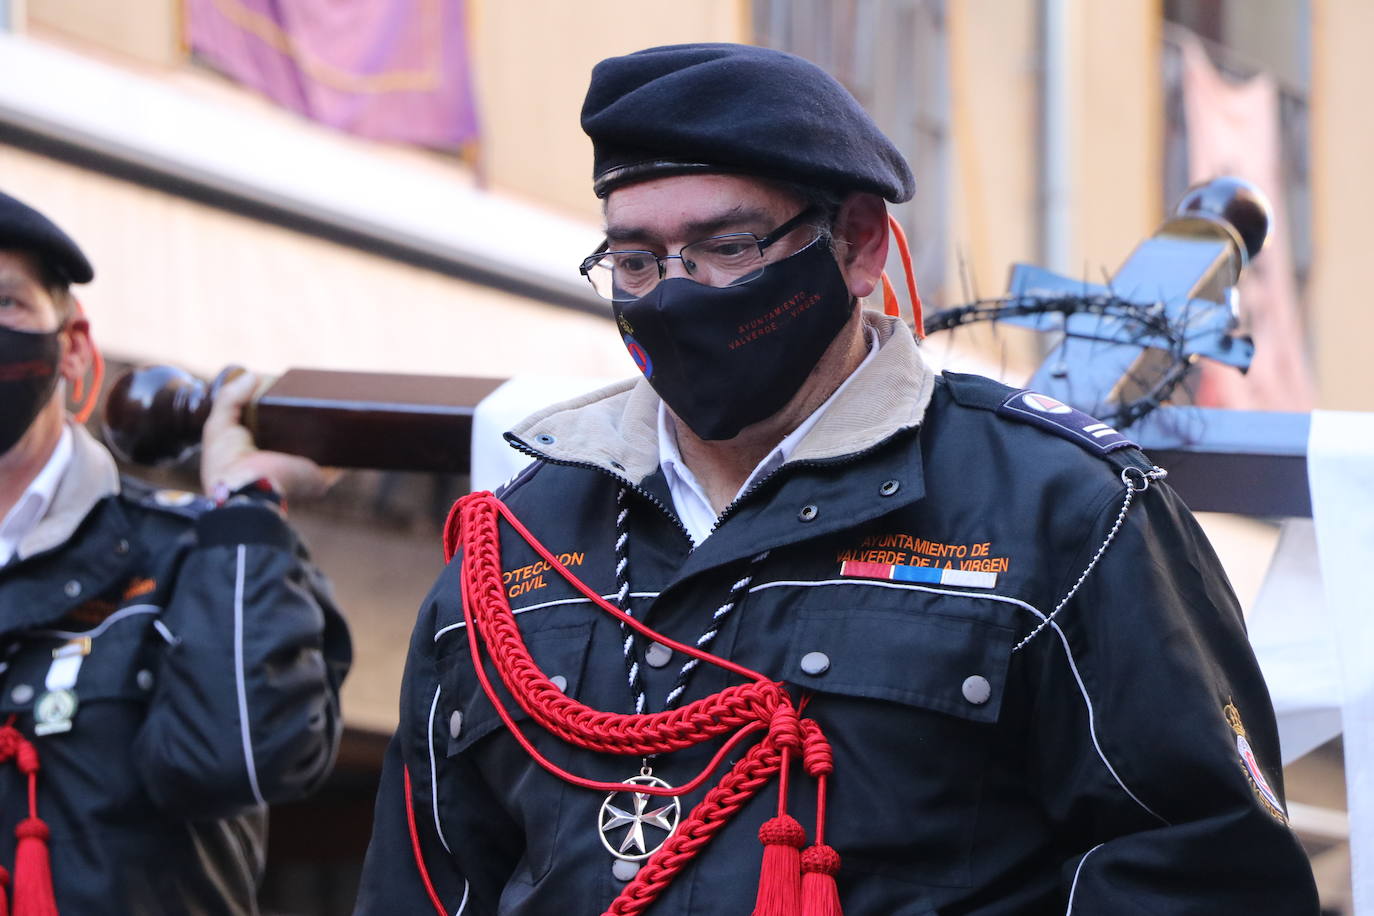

{"left": 449, "top": 710, "right": 464, "bottom": 739}
{"left": 63, "top": 580, "right": 82, "bottom": 598}
{"left": 10, "top": 685, "right": 34, "bottom": 704}
{"left": 962, "top": 675, "right": 992, "bottom": 705}
{"left": 800, "top": 652, "right": 831, "bottom": 676}
{"left": 644, "top": 642, "right": 673, "bottom": 668}
{"left": 550, "top": 675, "right": 568, "bottom": 693}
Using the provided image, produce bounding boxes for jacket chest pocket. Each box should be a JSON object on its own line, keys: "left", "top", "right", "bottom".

{"left": 437, "top": 621, "right": 594, "bottom": 882}
{"left": 440, "top": 622, "right": 594, "bottom": 756}
{"left": 782, "top": 599, "right": 1016, "bottom": 889}
{"left": 0, "top": 609, "right": 164, "bottom": 807}
{"left": 1, "top": 609, "right": 163, "bottom": 715}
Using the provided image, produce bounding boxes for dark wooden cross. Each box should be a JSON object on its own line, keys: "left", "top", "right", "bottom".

{"left": 102, "top": 179, "right": 1314, "bottom": 517}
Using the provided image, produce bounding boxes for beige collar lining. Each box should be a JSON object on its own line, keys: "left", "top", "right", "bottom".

{"left": 18, "top": 423, "right": 121, "bottom": 562}
{"left": 509, "top": 312, "right": 934, "bottom": 481}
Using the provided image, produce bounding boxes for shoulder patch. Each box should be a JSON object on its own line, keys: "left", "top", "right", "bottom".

{"left": 121, "top": 478, "right": 215, "bottom": 518}
{"left": 1225, "top": 702, "right": 1288, "bottom": 825}
{"left": 152, "top": 489, "right": 200, "bottom": 508}
{"left": 996, "top": 390, "right": 1139, "bottom": 456}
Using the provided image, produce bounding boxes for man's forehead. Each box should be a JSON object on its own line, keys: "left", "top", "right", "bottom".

{"left": 602, "top": 175, "right": 798, "bottom": 241}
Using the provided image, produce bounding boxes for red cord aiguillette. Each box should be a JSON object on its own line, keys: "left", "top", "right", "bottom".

{"left": 441, "top": 491, "right": 844, "bottom": 915}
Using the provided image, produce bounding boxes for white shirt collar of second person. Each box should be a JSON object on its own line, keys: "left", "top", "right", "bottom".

{"left": 0, "top": 425, "right": 74, "bottom": 567}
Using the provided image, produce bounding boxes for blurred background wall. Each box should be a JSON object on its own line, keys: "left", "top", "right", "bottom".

{"left": 0, "top": 1, "right": 1364, "bottom": 911}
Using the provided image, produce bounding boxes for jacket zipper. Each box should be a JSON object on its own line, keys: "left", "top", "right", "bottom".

{"left": 505, "top": 435, "right": 697, "bottom": 549}
{"left": 710, "top": 431, "right": 917, "bottom": 533}
{"left": 508, "top": 425, "right": 917, "bottom": 548}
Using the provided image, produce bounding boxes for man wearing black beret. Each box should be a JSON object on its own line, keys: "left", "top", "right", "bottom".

{"left": 0, "top": 189, "right": 351, "bottom": 914}
{"left": 359, "top": 43, "right": 1318, "bottom": 914}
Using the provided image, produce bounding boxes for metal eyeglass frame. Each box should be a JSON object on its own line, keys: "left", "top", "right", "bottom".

{"left": 578, "top": 206, "right": 823, "bottom": 301}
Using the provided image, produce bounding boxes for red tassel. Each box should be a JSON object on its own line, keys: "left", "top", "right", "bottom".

{"left": 12, "top": 818, "right": 58, "bottom": 916}
{"left": 752, "top": 815, "right": 806, "bottom": 916}
{"left": 0, "top": 865, "right": 11, "bottom": 916}
{"left": 801, "top": 845, "right": 843, "bottom": 916}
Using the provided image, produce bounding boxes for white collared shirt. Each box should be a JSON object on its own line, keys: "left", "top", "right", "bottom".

{"left": 0, "top": 426, "right": 73, "bottom": 566}
{"left": 659, "top": 324, "right": 880, "bottom": 545}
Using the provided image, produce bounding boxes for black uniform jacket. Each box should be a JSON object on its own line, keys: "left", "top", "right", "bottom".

{"left": 358, "top": 314, "right": 1318, "bottom": 915}
{"left": 0, "top": 426, "right": 351, "bottom": 914}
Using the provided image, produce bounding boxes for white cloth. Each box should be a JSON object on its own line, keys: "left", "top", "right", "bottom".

{"left": 470, "top": 376, "right": 621, "bottom": 494}
{"left": 1247, "top": 518, "right": 1342, "bottom": 765}
{"left": 659, "top": 324, "right": 881, "bottom": 545}
{"left": 0, "top": 425, "right": 72, "bottom": 566}
{"left": 1307, "top": 410, "right": 1374, "bottom": 912}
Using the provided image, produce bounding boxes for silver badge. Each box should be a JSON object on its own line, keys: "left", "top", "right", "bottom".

{"left": 33, "top": 688, "right": 78, "bottom": 736}
{"left": 598, "top": 769, "right": 680, "bottom": 863}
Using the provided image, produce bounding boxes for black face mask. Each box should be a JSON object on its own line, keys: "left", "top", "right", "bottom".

{"left": 612, "top": 237, "right": 855, "bottom": 441}
{"left": 0, "top": 326, "right": 62, "bottom": 455}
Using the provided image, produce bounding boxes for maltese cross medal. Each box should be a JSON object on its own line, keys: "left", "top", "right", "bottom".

{"left": 598, "top": 770, "right": 681, "bottom": 863}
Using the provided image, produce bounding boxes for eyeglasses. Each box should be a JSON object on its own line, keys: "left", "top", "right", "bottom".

{"left": 579, "top": 207, "right": 823, "bottom": 302}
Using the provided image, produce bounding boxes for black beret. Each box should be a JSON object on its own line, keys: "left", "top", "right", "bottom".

{"left": 582, "top": 43, "right": 914, "bottom": 203}
{"left": 0, "top": 190, "right": 94, "bottom": 284}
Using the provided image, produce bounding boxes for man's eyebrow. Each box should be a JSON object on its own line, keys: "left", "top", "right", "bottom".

{"left": 605, "top": 206, "right": 775, "bottom": 245}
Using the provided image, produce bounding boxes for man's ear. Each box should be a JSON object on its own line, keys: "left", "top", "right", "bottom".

{"left": 832, "top": 192, "right": 889, "bottom": 299}
{"left": 58, "top": 316, "right": 93, "bottom": 387}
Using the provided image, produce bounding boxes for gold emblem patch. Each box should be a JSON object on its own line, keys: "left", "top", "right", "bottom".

{"left": 1225, "top": 702, "right": 1288, "bottom": 825}
{"left": 153, "top": 489, "right": 198, "bottom": 508}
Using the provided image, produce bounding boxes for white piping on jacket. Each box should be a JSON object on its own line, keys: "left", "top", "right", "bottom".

{"left": 152, "top": 619, "right": 179, "bottom": 645}
{"left": 1067, "top": 843, "right": 1104, "bottom": 912}
{"left": 233, "top": 545, "right": 265, "bottom": 806}
{"left": 427, "top": 684, "right": 452, "bottom": 854}
{"left": 747, "top": 577, "right": 1169, "bottom": 826}
{"left": 426, "top": 683, "right": 469, "bottom": 914}
{"left": 432, "top": 592, "right": 660, "bottom": 642}
{"left": 33, "top": 603, "right": 162, "bottom": 640}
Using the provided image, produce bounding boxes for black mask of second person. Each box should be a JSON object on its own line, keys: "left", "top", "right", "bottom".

{"left": 613, "top": 238, "right": 854, "bottom": 441}
{"left": 0, "top": 325, "right": 62, "bottom": 455}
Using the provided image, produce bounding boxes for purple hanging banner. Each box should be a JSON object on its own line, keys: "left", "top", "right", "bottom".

{"left": 187, "top": 0, "right": 479, "bottom": 148}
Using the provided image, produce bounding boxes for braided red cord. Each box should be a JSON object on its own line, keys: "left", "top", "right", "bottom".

{"left": 446, "top": 492, "right": 822, "bottom": 914}
{"left": 454, "top": 493, "right": 800, "bottom": 779}
{"left": 801, "top": 720, "right": 833, "bottom": 845}
{"left": 0, "top": 726, "right": 42, "bottom": 821}
{"left": 612, "top": 736, "right": 785, "bottom": 914}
